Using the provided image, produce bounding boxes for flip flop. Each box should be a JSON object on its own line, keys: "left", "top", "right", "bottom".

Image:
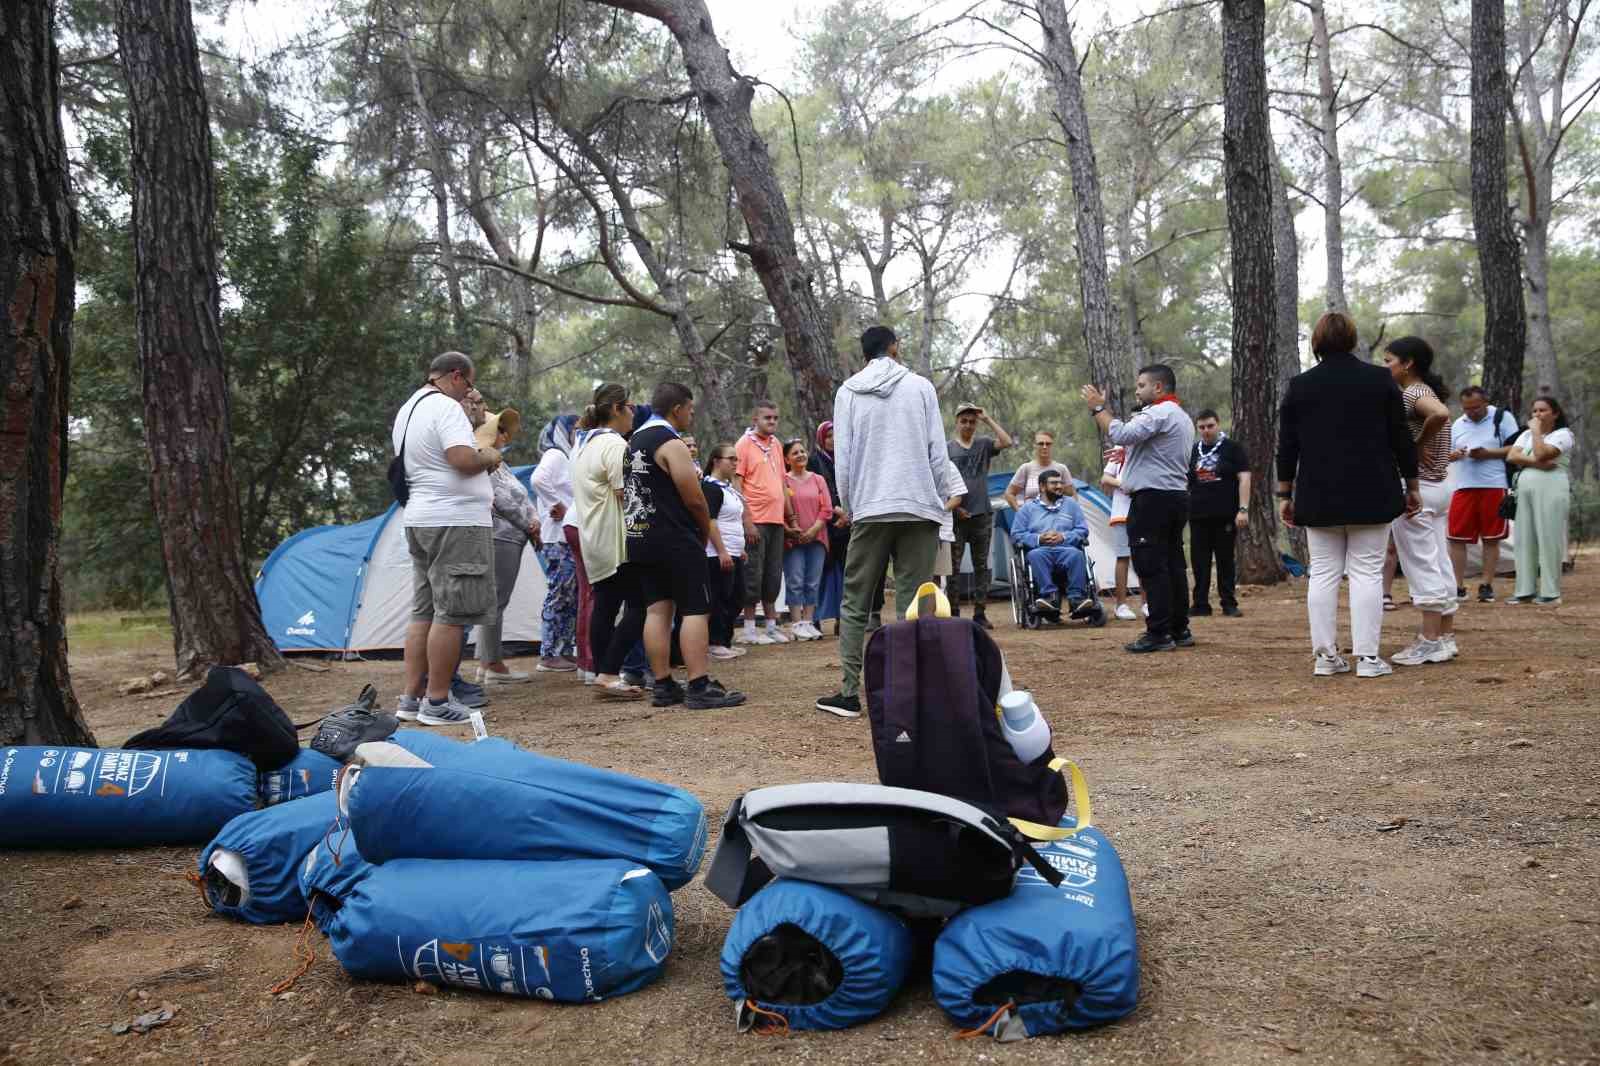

{"left": 597, "top": 681, "right": 645, "bottom": 701}
{"left": 1382, "top": 595, "right": 1397, "bottom": 612}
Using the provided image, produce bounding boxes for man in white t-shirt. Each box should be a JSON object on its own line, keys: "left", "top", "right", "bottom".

{"left": 1445, "top": 385, "right": 1518, "bottom": 602}
{"left": 390, "top": 351, "right": 503, "bottom": 726}
{"left": 1099, "top": 448, "right": 1138, "bottom": 620}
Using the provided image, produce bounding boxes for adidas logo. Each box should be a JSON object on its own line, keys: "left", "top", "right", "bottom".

{"left": 895, "top": 730, "right": 912, "bottom": 743}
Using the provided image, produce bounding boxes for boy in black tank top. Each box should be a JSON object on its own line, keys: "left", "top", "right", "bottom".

{"left": 625, "top": 382, "right": 746, "bottom": 709}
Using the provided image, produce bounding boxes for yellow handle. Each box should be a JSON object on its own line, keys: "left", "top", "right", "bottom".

{"left": 1008, "top": 758, "right": 1094, "bottom": 840}
{"left": 903, "top": 581, "right": 951, "bottom": 619}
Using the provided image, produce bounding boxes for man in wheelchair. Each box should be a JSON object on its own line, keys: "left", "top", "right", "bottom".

{"left": 1011, "top": 470, "right": 1099, "bottom": 623}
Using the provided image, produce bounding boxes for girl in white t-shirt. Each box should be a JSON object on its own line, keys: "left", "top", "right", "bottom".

{"left": 1099, "top": 449, "right": 1137, "bottom": 620}
{"left": 1506, "top": 396, "right": 1574, "bottom": 604}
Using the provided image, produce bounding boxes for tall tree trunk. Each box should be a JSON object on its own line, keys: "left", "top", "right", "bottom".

{"left": 116, "top": 0, "right": 281, "bottom": 678}
{"left": 1036, "top": 0, "right": 1127, "bottom": 417}
{"left": 1512, "top": 2, "right": 1564, "bottom": 401}
{"left": 1269, "top": 145, "right": 1308, "bottom": 563}
{"left": 584, "top": 0, "right": 840, "bottom": 432}
{"left": 1470, "top": 0, "right": 1527, "bottom": 419}
{"left": 1309, "top": 0, "right": 1349, "bottom": 313}
{"left": 1222, "top": 0, "right": 1282, "bottom": 585}
{"left": 1114, "top": 203, "right": 1151, "bottom": 368}
{"left": 1, "top": 0, "right": 96, "bottom": 746}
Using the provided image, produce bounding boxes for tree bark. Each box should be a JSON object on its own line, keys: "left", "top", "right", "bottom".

{"left": 1512, "top": 2, "right": 1564, "bottom": 401}
{"left": 1470, "top": 0, "right": 1527, "bottom": 419}
{"left": 1114, "top": 202, "right": 1151, "bottom": 369}
{"left": 1269, "top": 145, "right": 1308, "bottom": 563}
{"left": 1036, "top": 0, "right": 1127, "bottom": 417}
{"left": 1222, "top": 0, "right": 1282, "bottom": 585}
{"left": 1309, "top": 0, "right": 1349, "bottom": 314}
{"left": 1, "top": 0, "right": 96, "bottom": 746}
{"left": 583, "top": 0, "right": 841, "bottom": 432}
{"left": 116, "top": 0, "right": 281, "bottom": 678}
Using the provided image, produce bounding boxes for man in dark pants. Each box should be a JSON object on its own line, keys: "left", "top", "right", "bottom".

{"left": 1187, "top": 409, "right": 1252, "bottom": 617}
{"left": 1082, "top": 365, "right": 1197, "bottom": 653}
{"left": 946, "top": 402, "right": 1013, "bottom": 627}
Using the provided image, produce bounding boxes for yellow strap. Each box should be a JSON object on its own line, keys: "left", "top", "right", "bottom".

{"left": 1008, "top": 758, "right": 1093, "bottom": 840}
{"left": 902, "top": 581, "right": 951, "bottom": 619}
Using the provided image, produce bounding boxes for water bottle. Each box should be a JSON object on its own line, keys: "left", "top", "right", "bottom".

{"left": 998, "top": 690, "right": 1052, "bottom": 763}
{"left": 469, "top": 710, "right": 489, "bottom": 742}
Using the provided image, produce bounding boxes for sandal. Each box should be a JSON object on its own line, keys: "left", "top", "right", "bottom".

{"left": 1382, "top": 594, "right": 1396, "bottom": 612}
{"left": 597, "top": 680, "right": 644, "bottom": 701}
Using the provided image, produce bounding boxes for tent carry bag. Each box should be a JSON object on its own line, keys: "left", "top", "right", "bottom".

{"left": 865, "top": 583, "right": 1069, "bottom": 835}
{"left": 931, "top": 784, "right": 1139, "bottom": 1039}
{"left": 339, "top": 736, "right": 708, "bottom": 890}
{"left": 199, "top": 790, "right": 341, "bottom": 924}
{"left": 0, "top": 746, "right": 258, "bottom": 847}
{"left": 301, "top": 854, "right": 673, "bottom": 1002}
{"left": 258, "top": 747, "right": 342, "bottom": 806}
{"left": 721, "top": 879, "right": 915, "bottom": 1032}
{"left": 704, "top": 782, "right": 1063, "bottom": 919}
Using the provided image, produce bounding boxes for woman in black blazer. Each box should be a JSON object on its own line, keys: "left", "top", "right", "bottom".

{"left": 1277, "top": 312, "right": 1420, "bottom": 679}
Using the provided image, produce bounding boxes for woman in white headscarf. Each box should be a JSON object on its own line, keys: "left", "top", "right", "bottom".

{"left": 531, "top": 415, "right": 581, "bottom": 672}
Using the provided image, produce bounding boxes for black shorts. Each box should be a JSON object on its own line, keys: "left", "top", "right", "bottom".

{"left": 631, "top": 539, "right": 712, "bottom": 616}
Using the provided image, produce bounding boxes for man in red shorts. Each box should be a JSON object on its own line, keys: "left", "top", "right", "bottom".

{"left": 1446, "top": 385, "right": 1518, "bottom": 602}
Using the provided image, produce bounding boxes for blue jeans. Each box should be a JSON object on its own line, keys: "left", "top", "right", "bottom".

{"left": 1026, "top": 544, "right": 1088, "bottom": 602}
{"left": 783, "top": 542, "right": 826, "bottom": 607}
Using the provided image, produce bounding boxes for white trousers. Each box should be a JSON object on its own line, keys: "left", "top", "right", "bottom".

{"left": 1390, "top": 480, "right": 1458, "bottom": 616}
{"left": 1307, "top": 524, "right": 1388, "bottom": 658}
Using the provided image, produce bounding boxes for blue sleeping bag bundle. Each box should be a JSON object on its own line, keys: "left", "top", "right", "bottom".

{"left": 257, "top": 748, "right": 342, "bottom": 806}
{"left": 344, "top": 733, "right": 708, "bottom": 890}
{"left": 0, "top": 746, "right": 257, "bottom": 847}
{"left": 299, "top": 850, "right": 673, "bottom": 1002}
{"left": 721, "top": 880, "right": 916, "bottom": 1032}
{"left": 932, "top": 819, "right": 1139, "bottom": 1040}
{"left": 298, "top": 833, "right": 375, "bottom": 916}
{"left": 198, "top": 791, "right": 340, "bottom": 924}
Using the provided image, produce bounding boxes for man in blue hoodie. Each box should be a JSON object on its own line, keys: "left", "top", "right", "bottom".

{"left": 1011, "top": 470, "right": 1095, "bottom": 621}
{"left": 816, "top": 326, "right": 949, "bottom": 719}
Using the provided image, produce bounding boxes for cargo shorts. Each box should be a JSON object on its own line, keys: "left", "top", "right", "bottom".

{"left": 406, "top": 525, "right": 497, "bottom": 627}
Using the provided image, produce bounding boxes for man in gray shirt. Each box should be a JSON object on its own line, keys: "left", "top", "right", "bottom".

{"left": 1082, "top": 364, "right": 1196, "bottom": 653}
{"left": 946, "top": 402, "right": 1013, "bottom": 628}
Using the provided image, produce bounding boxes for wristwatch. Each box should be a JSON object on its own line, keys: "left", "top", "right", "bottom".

{"left": 1090, "top": 404, "right": 1106, "bottom": 415}
{"left": 1237, "top": 506, "right": 1248, "bottom": 512}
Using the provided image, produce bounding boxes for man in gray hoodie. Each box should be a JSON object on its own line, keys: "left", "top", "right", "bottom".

{"left": 816, "top": 326, "right": 949, "bottom": 719}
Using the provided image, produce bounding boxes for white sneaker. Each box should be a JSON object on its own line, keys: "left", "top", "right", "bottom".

{"left": 801, "top": 622, "right": 823, "bottom": 640}
{"left": 1114, "top": 603, "right": 1137, "bottom": 621}
{"left": 395, "top": 694, "right": 421, "bottom": 721}
{"left": 1393, "top": 639, "right": 1451, "bottom": 666}
{"left": 709, "top": 645, "right": 740, "bottom": 660}
{"left": 735, "top": 629, "right": 761, "bottom": 644}
{"left": 1313, "top": 653, "right": 1351, "bottom": 677}
{"left": 1141, "top": 602, "right": 1149, "bottom": 618}
{"left": 477, "top": 666, "right": 530, "bottom": 685}
{"left": 767, "top": 627, "right": 792, "bottom": 644}
{"left": 1356, "top": 656, "right": 1393, "bottom": 678}
{"left": 744, "top": 632, "right": 774, "bottom": 645}
{"left": 1442, "top": 635, "right": 1458, "bottom": 659}
{"left": 416, "top": 696, "right": 475, "bottom": 726}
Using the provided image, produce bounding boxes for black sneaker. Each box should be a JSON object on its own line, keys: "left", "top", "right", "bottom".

{"left": 1455, "top": 587, "right": 1469, "bottom": 602}
{"left": 1222, "top": 605, "right": 1243, "bottom": 617}
{"left": 973, "top": 612, "right": 993, "bottom": 631}
{"left": 1033, "top": 597, "right": 1062, "bottom": 620}
{"left": 652, "top": 679, "right": 684, "bottom": 707}
{"left": 1069, "top": 598, "right": 1098, "bottom": 620}
{"left": 621, "top": 670, "right": 650, "bottom": 689}
{"left": 1125, "top": 633, "right": 1177, "bottom": 653}
{"left": 1190, "top": 604, "right": 1213, "bottom": 616}
{"left": 950, "top": 604, "right": 961, "bottom": 618}
{"left": 1173, "top": 629, "right": 1196, "bottom": 648}
{"left": 815, "top": 692, "right": 861, "bottom": 718}
{"left": 1477, "top": 583, "right": 1495, "bottom": 603}
{"left": 686, "top": 679, "right": 746, "bottom": 709}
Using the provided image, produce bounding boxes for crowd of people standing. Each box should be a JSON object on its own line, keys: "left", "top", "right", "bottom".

{"left": 389, "top": 313, "right": 1575, "bottom": 724}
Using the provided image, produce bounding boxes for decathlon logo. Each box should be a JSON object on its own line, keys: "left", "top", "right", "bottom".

{"left": 286, "top": 609, "right": 317, "bottom": 637}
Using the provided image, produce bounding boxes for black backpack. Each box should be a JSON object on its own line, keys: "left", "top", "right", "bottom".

{"left": 863, "top": 583, "right": 1074, "bottom": 838}
{"left": 124, "top": 666, "right": 300, "bottom": 770}
{"left": 388, "top": 389, "right": 450, "bottom": 505}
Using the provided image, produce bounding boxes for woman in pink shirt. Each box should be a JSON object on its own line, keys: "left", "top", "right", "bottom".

{"left": 783, "top": 439, "right": 833, "bottom": 641}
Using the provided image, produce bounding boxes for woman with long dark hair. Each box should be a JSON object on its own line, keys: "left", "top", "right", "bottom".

{"left": 1381, "top": 336, "right": 1459, "bottom": 664}
{"left": 1507, "top": 395, "right": 1574, "bottom": 604}
{"left": 1278, "top": 312, "right": 1420, "bottom": 678}
{"left": 571, "top": 383, "right": 648, "bottom": 697}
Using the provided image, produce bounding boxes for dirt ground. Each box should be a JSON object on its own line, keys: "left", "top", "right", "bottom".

{"left": 4, "top": 558, "right": 1598, "bottom": 1066}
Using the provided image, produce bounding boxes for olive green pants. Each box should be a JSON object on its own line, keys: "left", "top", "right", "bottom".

{"left": 838, "top": 519, "right": 939, "bottom": 698}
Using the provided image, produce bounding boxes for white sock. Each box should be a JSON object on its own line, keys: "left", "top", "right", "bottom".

{"left": 743, "top": 619, "right": 756, "bottom": 635}
{"left": 766, "top": 619, "right": 778, "bottom": 632}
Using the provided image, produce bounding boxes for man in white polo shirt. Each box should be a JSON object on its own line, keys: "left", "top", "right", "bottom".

{"left": 391, "top": 351, "right": 503, "bottom": 725}
{"left": 1446, "top": 385, "right": 1518, "bottom": 602}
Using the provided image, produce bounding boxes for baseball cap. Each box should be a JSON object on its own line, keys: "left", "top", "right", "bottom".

{"left": 955, "top": 401, "right": 983, "bottom": 416}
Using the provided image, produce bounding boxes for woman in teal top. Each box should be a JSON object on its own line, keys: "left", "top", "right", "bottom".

{"left": 1507, "top": 396, "right": 1574, "bottom": 604}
